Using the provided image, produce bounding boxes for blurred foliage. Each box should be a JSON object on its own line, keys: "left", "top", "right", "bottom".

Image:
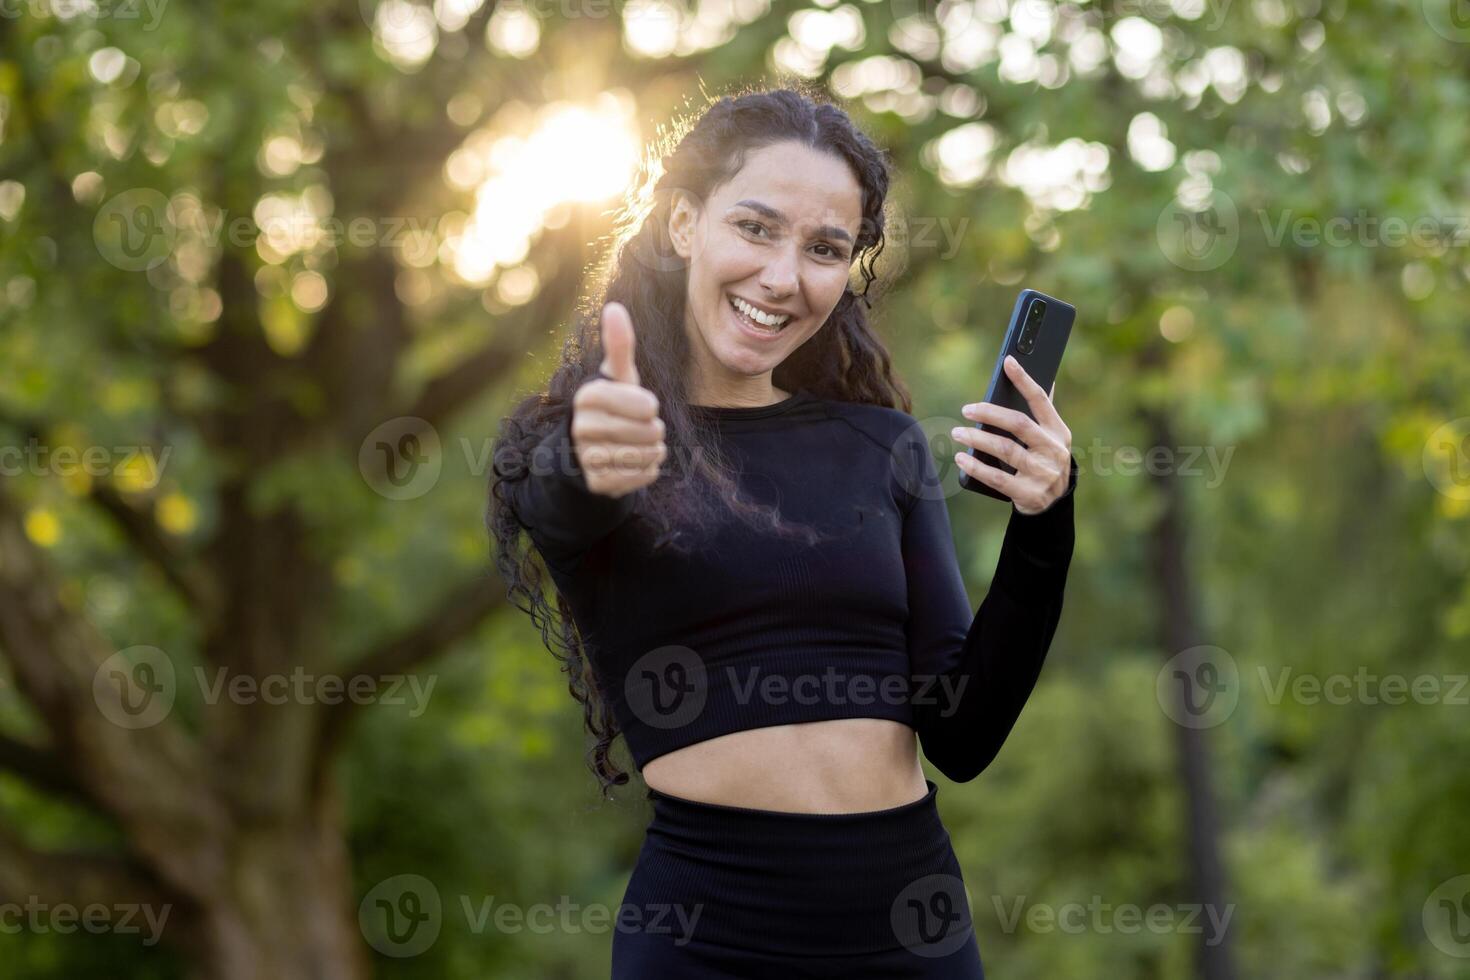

{"left": 2, "top": 0, "right": 1469, "bottom": 976}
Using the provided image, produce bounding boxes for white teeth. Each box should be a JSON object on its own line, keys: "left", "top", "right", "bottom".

{"left": 730, "top": 296, "right": 790, "bottom": 330}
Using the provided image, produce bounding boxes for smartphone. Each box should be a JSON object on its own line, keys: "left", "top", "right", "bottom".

{"left": 958, "top": 288, "right": 1075, "bottom": 502}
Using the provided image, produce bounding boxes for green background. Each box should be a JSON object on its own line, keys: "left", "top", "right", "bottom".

{"left": 2, "top": 0, "right": 1468, "bottom": 976}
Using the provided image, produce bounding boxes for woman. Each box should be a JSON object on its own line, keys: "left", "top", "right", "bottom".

{"left": 488, "top": 85, "right": 1077, "bottom": 978}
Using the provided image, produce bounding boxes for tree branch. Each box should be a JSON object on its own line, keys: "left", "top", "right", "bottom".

{"left": 0, "top": 489, "right": 230, "bottom": 902}
{"left": 0, "top": 733, "right": 97, "bottom": 809}
{"left": 89, "top": 483, "right": 221, "bottom": 618}
{"left": 9, "top": 41, "right": 84, "bottom": 230}
{"left": 0, "top": 823, "right": 192, "bottom": 937}
{"left": 407, "top": 335, "right": 524, "bottom": 427}
{"left": 407, "top": 226, "right": 590, "bottom": 425}
{"left": 314, "top": 574, "right": 504, "bottom": 766}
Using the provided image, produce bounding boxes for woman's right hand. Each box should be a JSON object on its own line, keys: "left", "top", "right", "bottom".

{"left": 570, "top": 302, "right": 668, "bottom": 499}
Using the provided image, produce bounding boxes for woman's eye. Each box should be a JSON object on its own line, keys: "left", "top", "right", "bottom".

{"left": 738, "top": 220, "right": 845, "bottom": 259}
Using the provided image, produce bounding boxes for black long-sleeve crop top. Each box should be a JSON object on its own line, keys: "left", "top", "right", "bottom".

{"left": 499, "top": 385, "right": 1077, "bottom": 783}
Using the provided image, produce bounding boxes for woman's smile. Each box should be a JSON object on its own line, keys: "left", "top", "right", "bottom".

{"left": 726, "top": 292, "right": 795, "bottom": 340}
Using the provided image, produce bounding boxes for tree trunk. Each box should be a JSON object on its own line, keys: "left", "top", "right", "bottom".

{"left": 193, "top": 792, "right": 369, "bottom": 980}
{"left": 1142, "top": 406, "right": 1240, "bottom": 980}
{"left": 1, "top": 14, "right": 532, "bottom": 977}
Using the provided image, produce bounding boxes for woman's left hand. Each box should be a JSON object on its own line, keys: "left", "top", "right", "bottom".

{"left": 951, "top": 355, "right": 1073, "bottom": 516}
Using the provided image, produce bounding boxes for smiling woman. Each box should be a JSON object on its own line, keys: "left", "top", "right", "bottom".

{"left": 489, "top": 84, "right": 907, "bottom": 799}
{"left": 667, "top": 139, "right": 865, "bottom": 404}
{"left": 488, "top": 83, "right": 1076, "bottom": 978}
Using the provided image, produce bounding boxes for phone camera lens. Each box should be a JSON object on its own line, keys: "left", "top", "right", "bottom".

{"left": 1018, "top": 299, "right": 1045, "bottom": 354}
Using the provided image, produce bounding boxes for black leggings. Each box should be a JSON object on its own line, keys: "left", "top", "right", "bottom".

{"left": 611, "top": 779, "right": 986, "bottom": 978}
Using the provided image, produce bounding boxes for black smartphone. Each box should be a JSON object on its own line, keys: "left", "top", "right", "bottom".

{"left": 958, "top": 288, "right": 1075, "bottom": 502}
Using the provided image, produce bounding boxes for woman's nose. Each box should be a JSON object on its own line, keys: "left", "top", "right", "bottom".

{"left": 758, "top": 245, "right": 800, "bottom": 297}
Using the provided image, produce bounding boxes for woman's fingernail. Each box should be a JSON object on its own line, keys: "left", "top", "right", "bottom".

{"left": 950, "top": 427, "right": 964, "bottom": 438}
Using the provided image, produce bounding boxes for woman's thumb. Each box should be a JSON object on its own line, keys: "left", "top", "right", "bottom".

{"left": 599, "top": 302, "right": 640, "bottom": 385}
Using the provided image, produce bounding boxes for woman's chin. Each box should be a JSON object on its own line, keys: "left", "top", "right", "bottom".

{"left": 715, "top": 343, "right": 780, "bottom": 376}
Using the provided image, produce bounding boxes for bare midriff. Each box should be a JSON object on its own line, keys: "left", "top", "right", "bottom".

{"left": 640, "top": 717, "right": 929, "bottom": 814}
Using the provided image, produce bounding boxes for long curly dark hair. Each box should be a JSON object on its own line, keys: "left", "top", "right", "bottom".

{"left": 486, "top": 82, "right": 916, "bottom": 798}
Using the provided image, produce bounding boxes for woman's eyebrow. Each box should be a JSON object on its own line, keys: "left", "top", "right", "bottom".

{"left": 732, "top": 199, "right": 854, "bottom": 244}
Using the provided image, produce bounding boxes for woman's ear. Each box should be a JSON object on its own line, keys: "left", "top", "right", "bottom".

{"left": 667, "top": 189, "right": 699, "bottom": 260}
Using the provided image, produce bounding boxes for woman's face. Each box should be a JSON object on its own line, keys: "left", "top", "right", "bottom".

{"left": 668, "top": 140, "right": 864, "bottom": 402}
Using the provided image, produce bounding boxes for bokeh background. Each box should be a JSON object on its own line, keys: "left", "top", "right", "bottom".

{"left": 2, "top": 0, "right": 1469, "bottom": 977}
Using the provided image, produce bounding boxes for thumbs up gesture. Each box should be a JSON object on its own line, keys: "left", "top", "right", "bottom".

{"left": 570, "top": 302, "right": 668, "bottom": 498}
